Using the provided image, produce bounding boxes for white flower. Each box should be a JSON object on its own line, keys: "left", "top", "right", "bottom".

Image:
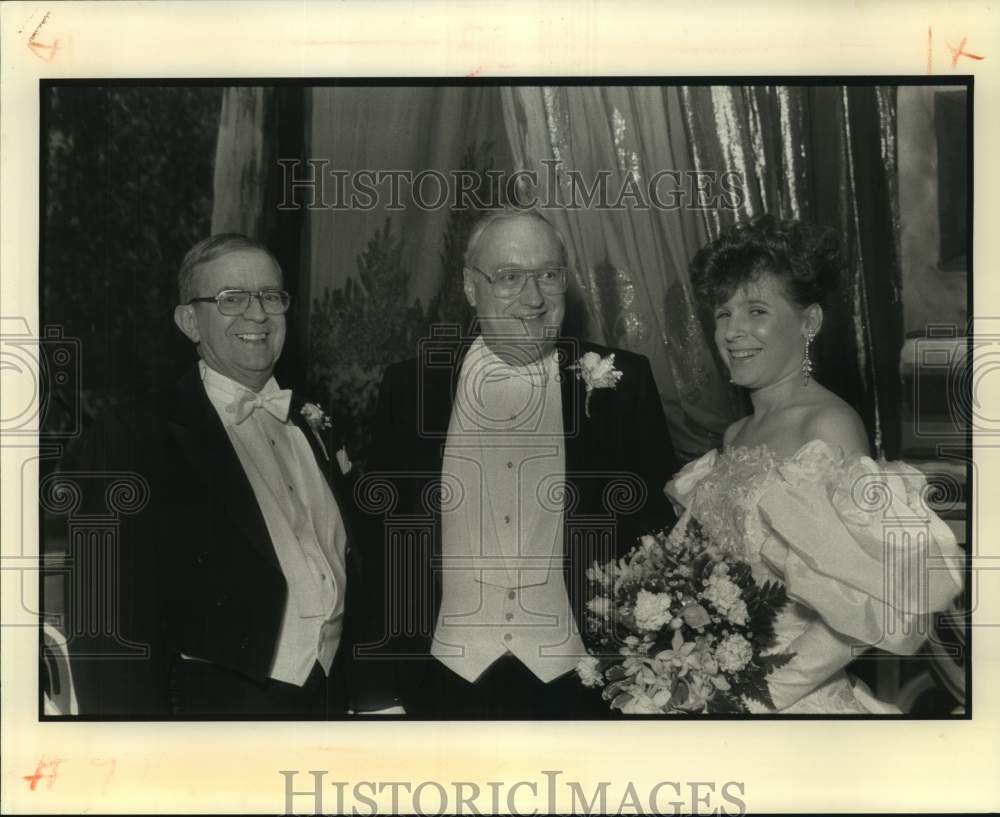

{"left": 680, "top": 602, "right": 712, "bottom": 628}
{"left": 586, "top": 595, "right": 614, "bottom": 620}
{"left": 703, "top": 573, "right": 743, "bottom": 614}
{"left": 639, "top": 534, "right": 659, "bottom": 554}
{"left": 677, "top": 674, "right": 713, "bottom": 712}
{"left": 571, "top": 352, "right": 623, "bottom": 418}
{"left": 587, "top": 561, "right": 613, "bottom": 588}
{"left": 633, "top": 589, "right": 673, "bottom": 632}
{"left": 576, "top": 656, "right": 605, "bottom": 688}
{"left": 715, "top": 633, "right": 754, "bottom": 673}
{"left": 300, "top": 403, "right": 334, "bottom": 462}
{"left": 621, "top": 693, "right": 662, "bottom": 714}
{"left": 301, "top": 402, "right": 332, "bottom": 430}
{"left": 725, "top": 599, "right": 748, "bottom": 626}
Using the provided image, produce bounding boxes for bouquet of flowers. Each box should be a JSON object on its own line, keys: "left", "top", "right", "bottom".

{"left": 576, "top": 520, "right": 793, "bottom": 714}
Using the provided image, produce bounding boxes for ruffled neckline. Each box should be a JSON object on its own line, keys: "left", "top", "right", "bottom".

{"left": 722, "top": 438, "right": 851, "bottom": 467}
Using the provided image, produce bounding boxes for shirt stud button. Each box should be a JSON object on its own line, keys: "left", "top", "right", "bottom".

{"left": 507, "top": 591, "right": 516, "bottom": 600}
{"left": 506, "top": 461, "right": 513, "bottom": 469}
{"left": 505, "top": 613, "right": 514, "bottom": 621}
{"left": 504, "top": 515, "right": 511, "bottom": 524}
{"left": 503, "top": 633, "right": 512, "bottom": 642}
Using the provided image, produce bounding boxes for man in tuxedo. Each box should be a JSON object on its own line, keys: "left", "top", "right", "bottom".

{"left": 63, "top": 234, "right": 394, "bottom": 716}
{"left": 365, "top": 209, "right": 678, "bottom": 717}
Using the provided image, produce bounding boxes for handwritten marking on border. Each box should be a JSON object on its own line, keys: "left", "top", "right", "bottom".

{"left": 26, "top": 11, "right": 61, "bottom": 63}
{"left": 22, "top": 757, "right": 62, "bottom": 791}
{"left": 946, "top": 36, "right": 985, "bottom": 67}
{"left": 927, "top": 28, "right": 986, "bottom": 73}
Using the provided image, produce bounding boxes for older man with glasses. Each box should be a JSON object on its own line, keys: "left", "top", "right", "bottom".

{"left": 62, "top": 234, "right": 397, "bottom": 717}
{"left": 365, "top": 208, "right": 679, "bottom": 718}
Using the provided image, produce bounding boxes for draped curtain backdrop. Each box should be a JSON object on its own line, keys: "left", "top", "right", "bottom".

{"left": 214, "top": 85, "right": 903, "bottom": 460}
{"left": 304, "top": 86, "right": 509, "bottom": 310}
{"left": 681, "top": 85, "right": 902, "bottom": 459}
{"left": 503, "top": 85, "right": 902, "bottom": 459}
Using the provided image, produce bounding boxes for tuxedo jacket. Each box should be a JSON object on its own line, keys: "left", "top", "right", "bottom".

{"left": 362, "top": 336, "right": 679, "bottom": 702}
{"left": 61, "top": 365, "right": 392, "bottom": 716}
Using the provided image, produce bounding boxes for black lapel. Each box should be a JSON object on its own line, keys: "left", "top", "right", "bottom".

{"left": 558, "top": 338, "right": 591, "bottom": 479}
{"left": 422, "top": 334, "right": 475, "bottom": 458}
{"left": 165, "top": 366, "right": 280, "bottom": 571}
{"left": 422, "top": 335, "right": 475, "bottom": 570}
{"left": 286, "top": 395, "right": 367, "bottom": 583}
{"left": 287, "top": 395, "right": 340, "bottom": 497}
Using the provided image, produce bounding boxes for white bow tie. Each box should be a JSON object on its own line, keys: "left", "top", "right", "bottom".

{"left": 227, "top": 388, "right": 292, "bottom": 424}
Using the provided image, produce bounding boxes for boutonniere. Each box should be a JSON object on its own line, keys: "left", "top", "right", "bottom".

{"left": 570, "top": 352, "right": 623, "bottom": 418}
{"left": 301, "top": 402, "right": 333, "bottom": 432}
{"left": 300, "top": 403, "right": 352, "bottom": 475}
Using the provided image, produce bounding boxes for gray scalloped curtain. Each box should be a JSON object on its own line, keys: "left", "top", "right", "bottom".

{"left": 502, "top": 86, "right": 902, "bottom": 459}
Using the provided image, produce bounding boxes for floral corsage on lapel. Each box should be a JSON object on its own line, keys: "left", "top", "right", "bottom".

{"left": 300, "top": 403, "right": 352, "bottom": 475}
{"left": 570, "top": 352, "right": 623, "bottom": 418}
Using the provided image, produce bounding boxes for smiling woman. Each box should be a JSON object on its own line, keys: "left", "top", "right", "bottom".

{"left": 711, "top": 274, "right": 822, "bottom": 394}
{"left": 658, "top": 214, "right": 965, "bottom": 714}
{"left": 689, "top": 215, "right": 865, "bottom": 458}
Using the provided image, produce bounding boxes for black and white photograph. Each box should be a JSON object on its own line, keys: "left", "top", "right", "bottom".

{"left": 2, "top": 3, "right": 997, "bottom": 815}
{"left": 35, "top": 79, "right": 970, "bottom": 721}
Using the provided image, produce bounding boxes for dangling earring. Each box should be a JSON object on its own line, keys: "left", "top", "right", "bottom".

{"left": 802, "top": 331, "right": 815, "bottom": 385}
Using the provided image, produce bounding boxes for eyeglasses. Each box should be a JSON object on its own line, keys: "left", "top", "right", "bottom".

{"left": 187, "top": 289, "right": 291, "bottom": 316}
{"left": 473, "top": 266, "right": 569, "bottom": 298}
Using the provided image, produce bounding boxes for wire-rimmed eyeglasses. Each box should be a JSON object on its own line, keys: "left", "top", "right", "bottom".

{"left": 472, "top": 266, "right": 569, "bottom": 298}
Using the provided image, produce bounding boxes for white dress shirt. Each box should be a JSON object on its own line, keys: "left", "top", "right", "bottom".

{"left": 431, "top": 337, "right": 587, "bottom": 683}
{"left": 199, "top": 362, "right": 348, "bottom": 686}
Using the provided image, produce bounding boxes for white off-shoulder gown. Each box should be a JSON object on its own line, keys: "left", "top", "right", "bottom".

{"left": 665, "top": 440, "right": 964, "bottom": 714}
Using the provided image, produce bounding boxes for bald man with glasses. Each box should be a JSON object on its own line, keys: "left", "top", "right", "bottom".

{"left": 63, "top": 234, "right": 397, "bottom": 717}
{"left": 365, "top": 209, "right": 679, "bottom": 718}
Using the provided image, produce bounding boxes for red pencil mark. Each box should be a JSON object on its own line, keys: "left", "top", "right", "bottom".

{"left": 927, "top": 26, "right": 933, "bottom": 74}
{"left": 27, "top": 11, "right": 61, "bottom": 63}
{"left": 466, "top": 64, "right": 483, "bottom": 78}
{"left": 91, "top": 758, "right": 117, "bottom": 791}
{"left": 22, "top": 757, "right": 62, "bottom": 791}
{"left": 947, "top": 36, "right": 985, "bottom": 67}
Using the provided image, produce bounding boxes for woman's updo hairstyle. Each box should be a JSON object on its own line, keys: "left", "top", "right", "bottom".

{"left": 690, "top": 214, "right": 843, "bottom": 311}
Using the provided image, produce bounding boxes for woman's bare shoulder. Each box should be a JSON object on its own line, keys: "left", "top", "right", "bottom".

{"left": 722, "top": 415, "right": 750, "bottom": 448}
{"left": 802, "top": 393, "right": 869, "bottom": 458}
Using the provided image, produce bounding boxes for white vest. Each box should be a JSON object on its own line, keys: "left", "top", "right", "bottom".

{"left": 431, "top": 338, "right": 587, "bottom": 683}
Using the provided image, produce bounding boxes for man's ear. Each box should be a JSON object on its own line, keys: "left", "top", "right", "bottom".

{"left": 173, "top": 304, "right": 201, "bottom": 344}
{"left": 803, "top": 304, "right": 823, "bottom": 337}
{"left": 462, "top": 267, "right": 477, "bottom": 309}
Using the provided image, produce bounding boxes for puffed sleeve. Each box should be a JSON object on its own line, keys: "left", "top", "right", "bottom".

{"left": 664, "top": 449, "right": 718, "bottom": 513}
{"left": 757, "top": 445, "right": 964, "bottom": 656}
